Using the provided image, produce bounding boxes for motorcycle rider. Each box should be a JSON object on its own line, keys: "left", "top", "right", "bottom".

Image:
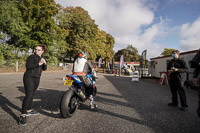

{"left": 190, "top": 49, "right": 200, "bottom": 118}
{"left": 72, "top": 52, "right": 97, "bottom": 109}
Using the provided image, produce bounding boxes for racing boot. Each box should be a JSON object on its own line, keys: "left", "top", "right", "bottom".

{"left": 89, "top": 95, "right": 98, "bottom": 109}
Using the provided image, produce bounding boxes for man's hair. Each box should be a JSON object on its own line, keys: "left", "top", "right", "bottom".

{"left": 172, "top": 50, "right": 180, "bottom": 54}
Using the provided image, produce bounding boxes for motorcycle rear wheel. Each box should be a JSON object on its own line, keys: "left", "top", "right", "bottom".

{"left": 60, "top": 89, "right": 78, "bottom": 118}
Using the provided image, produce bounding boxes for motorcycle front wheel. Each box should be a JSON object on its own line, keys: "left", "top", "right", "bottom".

{"left": 60, "top": 89, "right": 79, "bottom": 118}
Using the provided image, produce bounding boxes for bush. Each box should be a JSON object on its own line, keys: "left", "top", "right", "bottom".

{"left": 46, "top": 56, "right": 59, "bottom": 66}
{"left": 0, "top": 59, "right": 6, "bottom": 67}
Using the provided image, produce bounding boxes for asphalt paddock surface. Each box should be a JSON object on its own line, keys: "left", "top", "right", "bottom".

{"left": 0, "top": 70, "right": 200, "bottom": 133}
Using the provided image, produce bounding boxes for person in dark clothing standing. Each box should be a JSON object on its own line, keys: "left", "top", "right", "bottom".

{"left": 18, "top": 45, "right": 47, "bottom": 126}
{"left": 190, "top": 49, "right": 200, "bottom": 118}
{"left": 167, "top": 50, "right": 188, "bottom": 111}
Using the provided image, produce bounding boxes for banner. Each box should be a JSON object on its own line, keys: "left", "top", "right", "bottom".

{"left": 120, "top": 54, "right": 124, "bottom": 68}
{"left": 107, "top": 62, "right": 110, "bottom": 71}
{"left": 141, "top": 50, "right": 147, "bottom": 68}
{"left": 98, "top": 58, "right": 102, "bottom": 67}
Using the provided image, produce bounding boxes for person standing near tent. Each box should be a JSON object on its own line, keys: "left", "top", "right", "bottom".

{"left": 167, "top": 50, "right": 188, "bottom": 111}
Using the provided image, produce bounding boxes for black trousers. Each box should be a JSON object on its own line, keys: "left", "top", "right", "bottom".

{"left": 21, "top": 74, "right": 40, "bottom": 114}
{"left": 169, "top": 80, "right": 188, "bottom": 107}
{"left": 198, "top": 82, "right": 200, "bottom": 108}
{"left": 78, "top": 75, "right": 96, "bottom": 97}
{"left": 197, "top": 83, "right": 200, "bottom": 117}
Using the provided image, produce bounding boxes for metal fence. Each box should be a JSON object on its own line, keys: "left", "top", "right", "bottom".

{"left": 0, "top": 60, "right": 74, "bottom": 73}
{"left": 0, "top": 60, "right": 26, "bottom": 73}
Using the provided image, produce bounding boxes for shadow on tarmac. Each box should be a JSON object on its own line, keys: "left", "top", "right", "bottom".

{"left": 16, "top": 86, "right": 65, "bottom": 118}
{"left": 78, "top": 90, "right": 145, "bottom": 126}
{"left": 78, "top": 103, "right": 145, "bottom": 126}
{"left": 96, "top": 95, "right": 134, "bottom": 108}
{"left": 103, "top": 75, "right": 200, "bottom": 133}
{"left": 98, "top": 91, "right": 124, "bottom": 98}
{"left": 0, "top": 93, "right": 21, "bottom": 122}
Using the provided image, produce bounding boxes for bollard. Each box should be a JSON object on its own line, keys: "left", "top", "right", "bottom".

{"left": 16, "top": 61, "right": 18, "bottom": 72}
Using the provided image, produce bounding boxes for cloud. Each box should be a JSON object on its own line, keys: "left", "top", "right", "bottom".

{"left": 55, "top": 0, "right": 173, "bottom": 58}
{"left": 56, "top": 0, "right": 155, "bottom": 35}
{"left": 180, "top": 17, "right": 200, "bottom": 51}
{"left": 114, "top": 18, "right": 170, "bottom": 58}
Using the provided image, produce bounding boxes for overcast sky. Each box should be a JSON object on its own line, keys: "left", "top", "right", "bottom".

{"left": 55, "top": 0, "right": 200, "bottom": 58}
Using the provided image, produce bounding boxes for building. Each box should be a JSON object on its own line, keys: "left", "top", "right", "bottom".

{"left": 114, "top": 62, "right": 140, "bottom": 71}
{"left": 149, "top": 49, "right": 199, "bottom": 81}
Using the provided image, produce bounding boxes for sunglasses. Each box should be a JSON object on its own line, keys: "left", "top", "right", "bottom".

{"left": 35, "top": 49, "right": 42, "bottom": 51}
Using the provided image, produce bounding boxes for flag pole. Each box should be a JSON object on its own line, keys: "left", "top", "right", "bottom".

{"left": 119, "top": 54, "right": 124, "bottom": 77}
{"left": 119, "top": 62, "right": 121, "bottom": 77}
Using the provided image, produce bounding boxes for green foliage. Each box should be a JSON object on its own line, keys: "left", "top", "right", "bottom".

{"left": 0, "top": 43, "right": 16, "bottom": 59}
{"left": 115, "top": 45, "right": 140, "bottom": 62}
{"left": 45, "top": 45, "right": 60, "bottom": 65}
{"left": 104, "top": 33, "right": 115, "bottom": 60}
{"left": 0, "top": 0, "right": 30, "bottom": 51}
{"left": 18, "top": 0, "right": 59, "bottom": 48}
{"left": 61, "top": 7, "right": 98, "bottom": 60}
{"left": 0, "top": 43, "right": 28, "bottom": 67}
{"left": 0, "top": 0, "right": 59, "bottom": 51}
{"left": 46, "top": 56, "right": 59, "bottom": 66}
{"left": 0, "top": 56, "right": 6, "bottom": 67}
{"left": 59, "top": 6, "right": 115, "bottom": 62}
{"left": 0, "top": 2, "right": 115, "bottom": 66}
{"left": 6, "top": 60, "right": 16, "bottom": 67}
{"left": 161, "top": 48, "right": 176, "bottom": 56}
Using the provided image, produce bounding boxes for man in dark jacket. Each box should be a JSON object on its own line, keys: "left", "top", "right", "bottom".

{"left": 167, "top": 50, "right": 188, "bottom": 111}
{"left": 190, "top": 49, "right": 200, "bottom": 118}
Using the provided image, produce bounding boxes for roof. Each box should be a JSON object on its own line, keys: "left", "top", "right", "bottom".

{"left": 115, "top": 62, "right": 140, "bottom": 64}
{"left": 150, "top": 49, "right": 199, "bottom": 60}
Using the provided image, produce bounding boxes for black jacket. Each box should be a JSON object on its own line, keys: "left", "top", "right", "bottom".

{"left": 167, "top": 58, "right": 187, "bottom": 81}
{"left": 191, "top": 49, "right": 200, "bottom": 78}
{"left": 24, "top": 54, "right": 47, "bottom": 77}
{"left": 83, "top": 60, "right": 93, "bottom": 75}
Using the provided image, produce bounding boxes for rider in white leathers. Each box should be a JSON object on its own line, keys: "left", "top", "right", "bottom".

{"left": 72, "top": 52, "right": 97, "bottom": 109}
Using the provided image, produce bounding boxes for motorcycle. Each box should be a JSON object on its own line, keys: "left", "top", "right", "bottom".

{"left": 60, "top": 71, "right": 97, "bottom": 118}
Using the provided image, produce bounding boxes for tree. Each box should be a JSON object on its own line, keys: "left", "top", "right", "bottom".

{"left": 0, "top": 2, "right": 116, "bottom": 65}
{"left": 18, "top": 0, "right": 59, "bottom": 49}
{"left": 0, "top": 0, "right": 60, "bottom": 51}
{"left": 0, "top": 0, "right": 63, "bottom": 65}
{"left": 59, "top": 6, "right": 115, "bottom": 62}
{"left": 0, "top": 0, "right": 30, "bottom": 51}
{"left": 105, "top": 33, "right": 115, "bottom": 60}
{"left": 48, "top": 7, "right": 70, "bottom": 64}
{"left": 93, "top": 29, "right": 107, "bottom": 60}
{"left": 61, "top": 7, "right": 98, "bottom": 61}
{"left": 161, "top": 48, "right": 176, "bottom": 56}
{"left": 115, "top": 45, "right": 140, "bottom": 62}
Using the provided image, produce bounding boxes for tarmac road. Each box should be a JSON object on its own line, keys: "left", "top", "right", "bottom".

{"left": 0, "top": 70, "right": 200, "bottom": 133}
